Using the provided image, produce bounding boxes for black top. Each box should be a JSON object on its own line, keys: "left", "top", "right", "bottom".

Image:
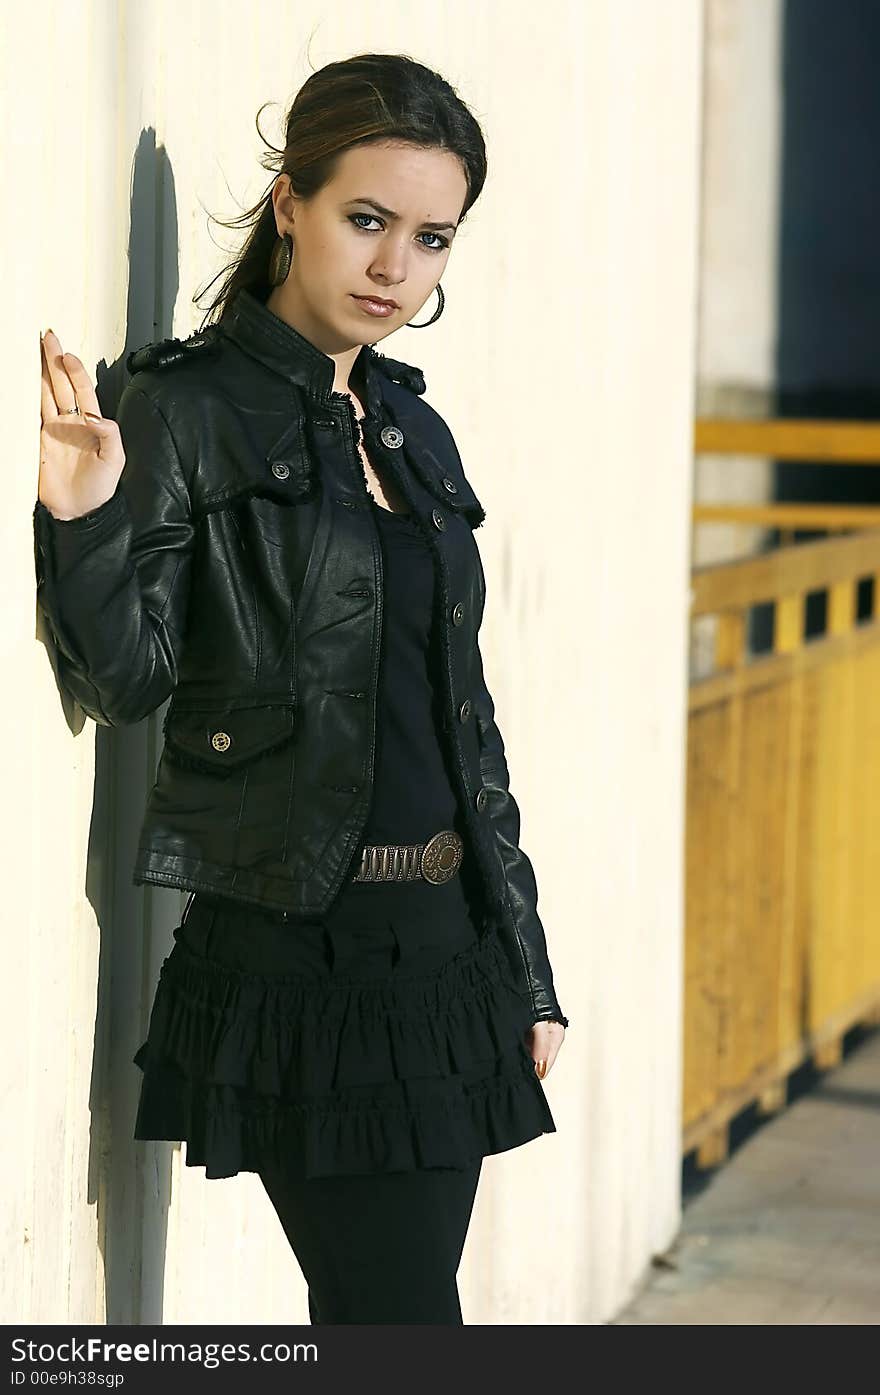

{"left": 329, "top": 497, "right": 487, "bottom": 930}
{"left": 362, "top": 501, "right": 459, "bottom": 842}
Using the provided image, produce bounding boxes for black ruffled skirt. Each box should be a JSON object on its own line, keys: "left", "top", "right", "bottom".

{"left": 132, "top": 872, "right": 556, "bottom": 1180}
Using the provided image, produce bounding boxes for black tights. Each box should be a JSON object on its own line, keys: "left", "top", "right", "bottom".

{"left": 258, "top": 1158, "right": 483, "bottom": 1324}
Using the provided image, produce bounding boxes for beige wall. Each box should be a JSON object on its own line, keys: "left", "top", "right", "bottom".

{"left": 5, "top": 0, "right": 703, "bottom": 1325}
{"left": 693, "top": 0, "right": 784, "bottom": 569}
{"left": 691, "top": 0, "right": 783, "bottom": 679}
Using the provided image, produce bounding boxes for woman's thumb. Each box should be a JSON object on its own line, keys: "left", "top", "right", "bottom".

{"left": 81, "top": 412, "right": 117, "bottom": 439}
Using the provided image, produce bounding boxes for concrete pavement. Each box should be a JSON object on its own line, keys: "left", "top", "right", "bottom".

{"left": 612, "top": 1026, "right": 880, "bottom": 1323}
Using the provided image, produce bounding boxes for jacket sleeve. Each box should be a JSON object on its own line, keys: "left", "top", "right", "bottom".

{"left": 471, "top": 636, "right": 569, "bottom": 1030}
{"left": 33, "top": 382, "right": 195, "bottom": 726}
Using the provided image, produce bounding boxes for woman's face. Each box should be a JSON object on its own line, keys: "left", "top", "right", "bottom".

{"left": 269, "top": 141, "right": 468, "bottom": 353}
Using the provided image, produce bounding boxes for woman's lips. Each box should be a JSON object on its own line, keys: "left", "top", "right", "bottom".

{"left": 351, "top": 295, "right": 398, "bottom": 317}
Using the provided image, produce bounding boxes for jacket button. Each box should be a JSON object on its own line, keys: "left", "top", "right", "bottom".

{"left": 452, "top": 602, "right": 465, "bottom": 625}
{"left": 315, "top": 417, "right": 337, "bottom": 430}
{"left": 380, "top": 425, "right": 404, "bottom": 449}
{"left": 475, "top": 787, "right": 488, "bottom": 812}
{"left": 271, "top": 461, "right": 290, "bottom": 480}
{"left": 442, "top": 477, "right": 458, "bottom": 494}
{"left": 432, "top": 508, "right": 446, "bottom": 531}
{"left": 211, "top": 730, "right": 232, "bottom": 752}
{"left": 458, "top": 699, "right": 472, "bottom": 723}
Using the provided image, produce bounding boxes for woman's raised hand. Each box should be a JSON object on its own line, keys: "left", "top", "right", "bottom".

{"left": 39, "top": 329, "right": 126, "bottom": 521}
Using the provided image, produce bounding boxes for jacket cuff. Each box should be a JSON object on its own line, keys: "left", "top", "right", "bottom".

{"left": 34, "top": 490, "right": 129, "bottom": 582}
{"left": 529, "top": 1004, "right": 570, "bottom": 1029}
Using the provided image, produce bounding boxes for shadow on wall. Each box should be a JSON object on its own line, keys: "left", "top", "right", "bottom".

{"left": 34, "top": 128, "right": 186, "bottom": 1323}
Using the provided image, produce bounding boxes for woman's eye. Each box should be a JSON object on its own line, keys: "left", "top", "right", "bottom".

{"left": 347, "top": 213, "right": 449, "bottom": 253}
{"left": 349, "top": 212, "right": 382, "bottom": 233}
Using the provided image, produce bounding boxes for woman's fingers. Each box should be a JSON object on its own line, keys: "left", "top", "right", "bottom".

{"left": 41, "top": 329, "right": 79, "bottom": 416}
{"left": 526, "top": 1020, "right": 566, "bottom": 1078}
{"left": 40, "top": 336, "right": 59, "bottom": 422}
{"left": 60, "top": 350, "right": 101, "bottom": 418}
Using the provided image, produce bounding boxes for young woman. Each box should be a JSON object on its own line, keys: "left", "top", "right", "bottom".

{"left": 34, "top": 52, "right": 568, "bottom": 1325}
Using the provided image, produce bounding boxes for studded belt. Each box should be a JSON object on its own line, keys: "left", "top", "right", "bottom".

{"left": 352, "top": 829, "right": 464, "bottom": 885}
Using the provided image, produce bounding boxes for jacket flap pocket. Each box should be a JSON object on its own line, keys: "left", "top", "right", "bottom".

{"left": 196, "top": 414, "right": 318, "bottom": 515}
{"left": 162, "top": 703, "right": 297, "bottom": 772}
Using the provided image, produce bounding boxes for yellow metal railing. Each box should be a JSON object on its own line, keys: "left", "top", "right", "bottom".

{"left": 685, "top": 419, "right": 880, "bottom": 1165}
{"left": 695, "top": 416, "right": 880, "bottom": 463}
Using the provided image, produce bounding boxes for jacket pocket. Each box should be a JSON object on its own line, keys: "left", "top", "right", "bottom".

{"left": 161, "top": 702, "right": 297, "bottom": 776}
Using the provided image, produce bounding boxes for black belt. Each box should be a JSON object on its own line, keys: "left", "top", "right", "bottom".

{"left": 352, "top": 829, "right": 464, "bottom": 884}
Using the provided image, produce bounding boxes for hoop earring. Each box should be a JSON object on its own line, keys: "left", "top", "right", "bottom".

{"left": 268, "top": 232, "right": 293, "bottom": 287}
{"left": 406, "top": 283, "right": 444, "bottom": 328}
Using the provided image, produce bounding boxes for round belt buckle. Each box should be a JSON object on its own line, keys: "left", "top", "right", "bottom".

{"left": 420, "top": 830, "right": 464, "bottom": 885}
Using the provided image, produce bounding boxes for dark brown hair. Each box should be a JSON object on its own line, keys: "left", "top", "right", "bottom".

{"left": 195, "top": 53, "right": 488, "bottom": 330}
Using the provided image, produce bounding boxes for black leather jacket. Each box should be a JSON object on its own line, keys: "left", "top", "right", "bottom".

{"left": 33, "top": 288, "right": 568, "bottom": 1028}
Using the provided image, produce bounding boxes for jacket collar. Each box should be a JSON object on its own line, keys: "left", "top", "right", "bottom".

{"left": 218, "top": 287, "right": 387, "bottom": 417}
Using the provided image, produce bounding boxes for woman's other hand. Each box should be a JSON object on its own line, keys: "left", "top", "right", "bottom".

{"left": 39, "top": 329, "right": 125, "bottom": 520}
{"left": 526, "top": 1020, "right": 566, "bottom": 1079}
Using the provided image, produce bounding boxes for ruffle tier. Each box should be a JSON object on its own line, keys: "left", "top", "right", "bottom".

{"left": 132, "top": 919, "right": 556, "bottom": 1180}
